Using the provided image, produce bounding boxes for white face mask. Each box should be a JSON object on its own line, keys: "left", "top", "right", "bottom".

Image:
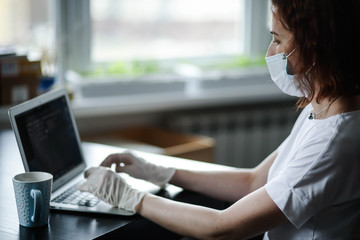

{"left": 265, "top": 49, "right": 305, "bottom": 97}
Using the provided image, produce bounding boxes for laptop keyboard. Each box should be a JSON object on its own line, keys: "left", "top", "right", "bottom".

{"left": 52, "top": 183, "right": 100, "bottom": 207}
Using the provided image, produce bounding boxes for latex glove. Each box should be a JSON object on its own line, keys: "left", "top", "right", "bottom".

{"left": 76, "top": 167, "right": 146, "bottom": 213}
{"left": 101, "top": 151, "right": 176, "bottom": 188}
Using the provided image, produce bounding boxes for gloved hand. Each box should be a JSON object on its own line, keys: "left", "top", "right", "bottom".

{"left": 101, "top": 151, "right": 176, "bottom": 188}
{"left": 76, "top": 167, "right": 146, "bottom": 213}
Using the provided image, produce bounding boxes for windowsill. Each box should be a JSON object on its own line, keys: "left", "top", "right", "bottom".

{"left": 72, "top": 82, "right": 290, "bottom": 118}
{"left": 0, "top": 66, "right": 294, "bottom": 124}
{"left": 71, "top": 66, "right": 293, "bottom": 118}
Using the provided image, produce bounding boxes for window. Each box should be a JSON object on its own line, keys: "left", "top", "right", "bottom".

{"left": 88, "top": 0, "right": 265, "bottom": 77}
{"left": 91, "top": 0, "right": 243, "bottom": 62}
{"left": 0, "top": 0, "right": 270, "bottom": 85}
{"left": 57, "top": 0, "right": 269, "bottom": 79}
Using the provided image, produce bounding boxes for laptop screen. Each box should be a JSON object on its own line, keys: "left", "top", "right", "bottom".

{"left": 14, "top": 95, "right": 83, "bottom": 181}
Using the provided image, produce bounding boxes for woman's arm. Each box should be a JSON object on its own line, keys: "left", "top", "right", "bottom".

{"left": 80, "top": 167, "right": 287, "bottom": 239}
{"left": 137, "top": 186, "right": 287, "bottom": 240}
{"left": 169, "top": 150, "right": 278, "bottom": 202}
{"left": 100, "top": 149, "right": 278, "bottom": 202}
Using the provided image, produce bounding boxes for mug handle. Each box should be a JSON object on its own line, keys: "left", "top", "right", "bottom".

{"left": 30, "top": 189, "right": 42, "bottom": 223}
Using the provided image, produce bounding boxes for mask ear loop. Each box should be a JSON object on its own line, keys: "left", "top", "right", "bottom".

{"left": 282, "top": 48, "right": 297, "bottom": 60}
{"left": 284, "top": 48, "right": 297, "bottom": 74}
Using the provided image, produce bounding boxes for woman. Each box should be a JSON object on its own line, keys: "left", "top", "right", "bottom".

{"left": 78, "top": 0, "right": 360, "bottom": 239}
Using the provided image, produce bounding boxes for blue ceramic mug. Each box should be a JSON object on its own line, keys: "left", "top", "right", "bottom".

{"left": 12, "top": 172, "right": 53, "bottom": 227}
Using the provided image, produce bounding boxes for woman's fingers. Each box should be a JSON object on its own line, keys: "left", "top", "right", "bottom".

{"left": 100, "top": 154, "right": 121, "bottom": 167}
{"left": 84, "top": 167, "right": 99, "bottom": 178}
{"left": 100, "top": 152, "right": 136, "bottom": 169}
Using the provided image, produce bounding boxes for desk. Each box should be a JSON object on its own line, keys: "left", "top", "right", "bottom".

{"left": 0, "top": 130, "right": 233, "bottom": 240}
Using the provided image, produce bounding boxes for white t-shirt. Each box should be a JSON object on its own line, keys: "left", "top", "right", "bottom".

{"left": 264, "top": 104, "right": 360, "bottom": 239}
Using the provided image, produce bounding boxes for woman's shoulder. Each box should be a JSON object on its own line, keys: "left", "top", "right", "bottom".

{"left": 332, "top": 109, "right": 360, "bottom": 145}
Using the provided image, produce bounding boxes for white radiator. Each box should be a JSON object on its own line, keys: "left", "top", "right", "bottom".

{"left": 166, "top": 105, "right": 298, "bottom": 168}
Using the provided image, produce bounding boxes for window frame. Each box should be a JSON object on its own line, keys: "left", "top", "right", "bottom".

{"left": 55, "top": 0, "right": 271, "bottom": 92}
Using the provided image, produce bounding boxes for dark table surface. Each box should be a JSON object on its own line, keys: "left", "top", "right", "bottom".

{"left": 0, "top": 130, "right": 233, "bottom": 240}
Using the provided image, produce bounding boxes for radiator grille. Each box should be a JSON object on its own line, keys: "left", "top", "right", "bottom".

{"left": 166, "top": 105, "right": 299, "bottom": 168}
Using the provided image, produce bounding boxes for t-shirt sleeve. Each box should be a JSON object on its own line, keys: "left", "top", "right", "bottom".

{"left": 265, "top": 117, "right": 360, "bottom": 229}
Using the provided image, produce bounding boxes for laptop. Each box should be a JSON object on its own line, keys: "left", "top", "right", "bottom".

{"left": 8, "top": 88, "right": 160, "bottom": 216}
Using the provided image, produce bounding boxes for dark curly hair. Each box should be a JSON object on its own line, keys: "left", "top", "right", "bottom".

{"left": 271, "top": 0, "right": 360, "bottom": 108}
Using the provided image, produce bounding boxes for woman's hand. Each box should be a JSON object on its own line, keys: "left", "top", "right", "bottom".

{"left": 76, "top": 167, "right": 146, "bottom": 213}
{"left": 101, "top": 151, "right": 175, "bottom": 188}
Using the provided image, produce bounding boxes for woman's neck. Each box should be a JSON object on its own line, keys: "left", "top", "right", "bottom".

{"left": 310, "top": 95, "right": 360, "bottom": 119}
